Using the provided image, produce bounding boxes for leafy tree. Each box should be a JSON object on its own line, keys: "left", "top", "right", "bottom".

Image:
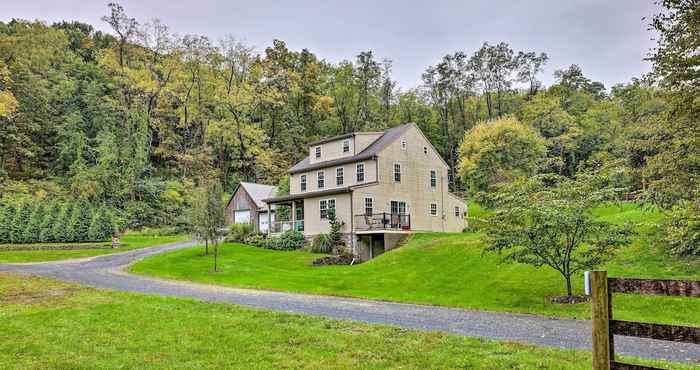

{"left": 11, "top": 203, "right": 33, "bottom": 244}
{"left": 39, "top": 202, "right": 62, "bottom": 242}
{"left": 53, "top": 202, "right": 75, "bottom": 243}
{"left": 189, "top": 180, "right": 226, "bottom": 271}
{"left": 70, "top": 200, "right": 93, "bottom": 242}
{"left": 483, "top": 170, "right": 633, "bottom": 298}
{"left": 457, "top": 116, "right": 546, "bottom": 195}
{"left": 0, "top": 205, "right": 16, "bottom": 243}
{"left": 88, "top": 208, "right": 115, "bottom": 241}
{"left": 660, "top": 200, "right": 700, "bottom": 257}
{"left": 23, "top": 203, "right": 45, "bottom": 243}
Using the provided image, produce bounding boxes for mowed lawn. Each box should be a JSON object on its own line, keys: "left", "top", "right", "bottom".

{"left": 132, "top": 204, "right": 700, "bottom": 325}
{"left": 0, "top": 233, "right": 189, "bottom": 263}
{"left": 0, "top": 273, "right": 689, "bottom": 370}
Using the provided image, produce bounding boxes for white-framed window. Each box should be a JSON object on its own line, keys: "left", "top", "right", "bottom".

{"left": 315, "top": 146, "right": 321, "bottom": 159}
{"left": 356, "top": 163, "right": 365, "bottom": 182}
{"left": 430, "top": 170, "right": 437, "bottom": 189}
{"left": 320, "top": 198, "right": 336, "bottom": 220}
{"left": 336, "top": 167, "right": 344, "bottom": 186}
{"left": 454, "top": 206, "right": 460, "bottom": 217}
{"left": 364, "top": 197, "right": 373, "bottom": 215}
{"left": 300, "top": 175, "right": 307, "bottom": 192}
{"left": 320, "top": 199, "right": 328, "bottom": 220}
{"left": 391, "top": 200, "right": 407, "bottom": 215}
{"left": 401, "top": 139, "right": 407, "bottom": 150}
{"left": 317, "top": 171, "right": 325, "bottom": 189}
{"left": 343, "top": 140, "right": 350, "bottom": 153}
{"left": 393, "top": 163, "right": 401, "bottom": 182}
{"left": 430, "top": 203, "right": 438, "bottom": 216}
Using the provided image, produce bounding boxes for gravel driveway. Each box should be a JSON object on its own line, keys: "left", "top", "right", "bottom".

{"left": 1, "top": 240, "right": 698, "bottom": 365}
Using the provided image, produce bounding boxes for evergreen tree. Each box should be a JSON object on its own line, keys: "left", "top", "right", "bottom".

{"left": 0, "top": 205, "right": 16, "bottom": 243}
{"left": 327, "top": 208, "right": 343, "bottom": 246}
{"left": 39, "top": 202, "right": 62, "bottom": 242}
{"left": 70, "top": 200, "right": 93, "bottom": 242}
{"left": 88, "top": 208, "right": 114, "bottom": 242}
{"left": 52, "top": 202, "right": 74, "bottom": 243}
{"left": 10, "top": 203, "right": 33, "bottom": 244}
{"left": 23, "top": 203, "right": 45, "bottom": 243}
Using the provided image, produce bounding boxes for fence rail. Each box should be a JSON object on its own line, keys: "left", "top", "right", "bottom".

{"left": 590, "top": 271, "right": 700, "bottom": 370}
{"left": 354, "top": 213, "right": 411, "bottom": 231}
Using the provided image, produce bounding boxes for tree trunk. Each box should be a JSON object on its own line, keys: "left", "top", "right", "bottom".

{"left": 213, "top": 241, "right": 218, "bottom": 272}
{"left": 205, "top": 239, "right": 208, "bottom": 255}
{"left": 565, "top": 275, "right": 573, "bottom": 297}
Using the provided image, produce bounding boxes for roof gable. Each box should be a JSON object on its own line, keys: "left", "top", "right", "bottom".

{"left": 228, "top": 182, "right": 279, "bottom": 209}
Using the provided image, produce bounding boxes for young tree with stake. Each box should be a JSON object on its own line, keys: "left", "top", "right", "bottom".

{"left": 190, "top": 180, "right": 226, "bottom": 271}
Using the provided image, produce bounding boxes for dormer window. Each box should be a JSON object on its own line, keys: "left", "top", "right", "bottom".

{"left": 315, "top": 146, "right": 321, "bottom": 159}
{"left": 343, "top": 140, "right": 350, "bottom": 153}
{"left": 401, "top": 139, "right": 407, "bottom": 150}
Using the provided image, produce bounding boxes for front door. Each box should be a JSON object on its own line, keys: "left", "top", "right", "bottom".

{"left": 390, "top": 201, "right": 407, "bottom": 228}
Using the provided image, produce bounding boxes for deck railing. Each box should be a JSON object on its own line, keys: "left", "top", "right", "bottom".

{"left": 354, "top": 213, "right": 410, "bottom": 231}
{"left": 270, "top": 220, "right": 304, "bottom": 234}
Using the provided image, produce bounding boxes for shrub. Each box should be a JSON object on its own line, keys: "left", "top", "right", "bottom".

{"left": 39, "top": 202, "right": 61, "bottom": 242}
{"left": 226, "top": 223, "right": 254, "bottom": 243}
{"left": 274, "top": 230, "right": 306, "bottom": 251}
{"left": 23, "top": 203, "right": 45, "bottom": 243}
{"left": 243, "top": 233, "right": 267, "bottom": 247}
{"left": 52, "top": 203, "right": 74, "bottom": 243}
{"left": 0, "top": 205, "right": 16, "bottom": 243}
{"left": 661, "top": 201, "right": 699, "bottom": 256}
{"left": 133, "top": 226, "right": 183, "bottom": 237}
{"left": 70, "top": 201, "right": 93, "bottom": 242}
{"left": 10, "top": 203, "right": 32, "bottom": 244}
{"left": 311, "top": 234, "right": 333, "bottom": 254}
{"left": 88, "top": 208, "right": 115, "bottom": 242}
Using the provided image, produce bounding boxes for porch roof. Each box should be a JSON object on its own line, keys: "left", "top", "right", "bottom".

{"left": 262, "top": 187, "right": 351, "bottom": 204}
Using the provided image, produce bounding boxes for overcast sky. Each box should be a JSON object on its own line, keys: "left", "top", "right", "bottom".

{"left": 3, "top": 0, "right": 659, "bottom": 90}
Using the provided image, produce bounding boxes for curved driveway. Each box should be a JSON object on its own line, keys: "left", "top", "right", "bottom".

{"left": 1, "top": 240, "right": 698, "bottom": 365}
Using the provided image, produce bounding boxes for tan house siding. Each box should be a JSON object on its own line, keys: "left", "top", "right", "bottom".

{"left": 309, "top": 138, "right": 355, "bottom": 164}
{"left": 302, "top": 193, "right": 353, "bottom": 235}
{"left": 354, "top": 132, "right": 383, "bottom": 153}
{"left": 290, "top": 159, "right": 377, "bottom": 194}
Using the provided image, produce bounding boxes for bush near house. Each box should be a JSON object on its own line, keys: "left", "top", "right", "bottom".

{"left": 245, "top": 230, "right": 306, "bottom": 251}
{"left": 225, "top": 223, "right": 254, "bottom": 243}
{"left": 310, "top": 234, "right": 333, "bottom": 254}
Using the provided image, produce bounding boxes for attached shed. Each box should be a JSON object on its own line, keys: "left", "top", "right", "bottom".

{"left": 226, "top": 182, "right": 278, "bottom": 232}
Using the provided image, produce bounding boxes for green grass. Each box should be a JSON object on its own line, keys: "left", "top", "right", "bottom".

{"left": 132, "top": 204, "right": 700, "bottom": 325}
{"left": 0, "top": 273, "right": 688, "bottom": 369}
{"left": 0, "top": 233, "right": 189, "bottom": 263}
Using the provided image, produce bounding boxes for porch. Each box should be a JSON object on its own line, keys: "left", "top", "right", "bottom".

{"left": 264, "top": 199, "right": 304, "bottom": 235}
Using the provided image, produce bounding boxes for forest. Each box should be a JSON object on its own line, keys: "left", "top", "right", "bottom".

{"left": 0, "top": 2, "right": 697, "bottom": 254}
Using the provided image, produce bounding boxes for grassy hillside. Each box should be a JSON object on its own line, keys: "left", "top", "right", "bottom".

{"left": 132, "top": 204, "right": 700, "bottom": 325}
{"left": 2, "top": 273, "right": 690, "bottom": 369}
{"left": 0, "top": 233, "right": 189, "bottom": 263}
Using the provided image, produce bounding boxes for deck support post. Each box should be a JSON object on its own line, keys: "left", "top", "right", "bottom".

{"left": 267, "top": 204, "right": 272, "bottom": 235}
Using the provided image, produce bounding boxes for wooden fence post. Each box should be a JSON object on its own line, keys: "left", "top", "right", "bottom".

{"left": 590, "top": 270, "right": 611, "bottom": 370}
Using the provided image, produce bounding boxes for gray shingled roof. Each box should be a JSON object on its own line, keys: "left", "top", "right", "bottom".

{"left": 288, "top": 123, "right": 415, "bottom": 174}
{"left": 239, "top": 182, "right": 278, "bottom": 209}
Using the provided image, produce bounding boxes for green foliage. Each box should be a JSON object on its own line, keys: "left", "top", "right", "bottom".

{"left": 273, "top": 230, "right": 307, "bottom": 251}
{"left": 39, "top": 202, "right": 61, "bottom": 242}
{"left": 457, "top": 116, "right": 546, "bottom": 195}
{"left": 482, "top": 170, "right": 634, "bottom": 297}
{"left": 70, "top": 200, "right": 94, "bottom": 242}
{"left": 327, "top": 208, "right": 344, "bottom": 246}
{"left": 22, "top": 203, "right": 45, "bottom": 243}
{"left": 189, "top": 180, "right": 226, "bottom": 268}
{"left": 88, "top": 208, "right": 115, "bottom": 242}
{"left": 660, "top": 201, "right": 700, "bottom": 257}
{"left": 225, "top": 223, "right": 254, "bottom": 243}
{"left": 52, "top": 202, "right": 74, "bottom": 243}
{"left": 243, "top": 233, "right": 267, "bottom": 248}
{"left": 0, "top": 205, "right": 16, "bottom": 243}
{"left": 10, "top": 203, "right": 33, "bottom": 244}
{"left": 310, "top": 234, "right": 333, "bottom": 254}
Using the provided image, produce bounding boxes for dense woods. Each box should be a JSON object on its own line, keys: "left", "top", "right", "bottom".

{"left": 0, "top": 2, "right": 697, "bottom": 254}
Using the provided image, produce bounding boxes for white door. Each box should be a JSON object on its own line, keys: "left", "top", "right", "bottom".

{"left": 234, "top": 210, "right": 251, "bottom": 224}
{"left": 259, "top": 212, "right": 275, "bottom": 233}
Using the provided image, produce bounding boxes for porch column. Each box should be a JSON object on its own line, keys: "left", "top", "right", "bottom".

{"left": 291, "top": 201, "right": 296, "bottom": 231}
{"left": 267, "top": 203, "right": 272, "bottom": 235}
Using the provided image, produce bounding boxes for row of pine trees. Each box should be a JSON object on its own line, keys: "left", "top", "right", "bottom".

{"left": 0, "top": 201, "right": 115, "bottom": 244}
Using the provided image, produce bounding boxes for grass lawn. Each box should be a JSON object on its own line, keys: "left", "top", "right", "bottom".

{"left": 131, "top": 204, "right": 700, "bottom": 325}
{"left": 0, "top": 233, "right": 189, "bottom": 263}
{"left": 0, "top": 273, "right": 689, "bottom": 369}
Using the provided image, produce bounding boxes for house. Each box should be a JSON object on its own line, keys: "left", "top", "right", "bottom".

{"left": 262, "top": 123, "right": 468, "bottom": 260}
{"left": 226, "top": 182, "right": 279, "bottom": 233}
